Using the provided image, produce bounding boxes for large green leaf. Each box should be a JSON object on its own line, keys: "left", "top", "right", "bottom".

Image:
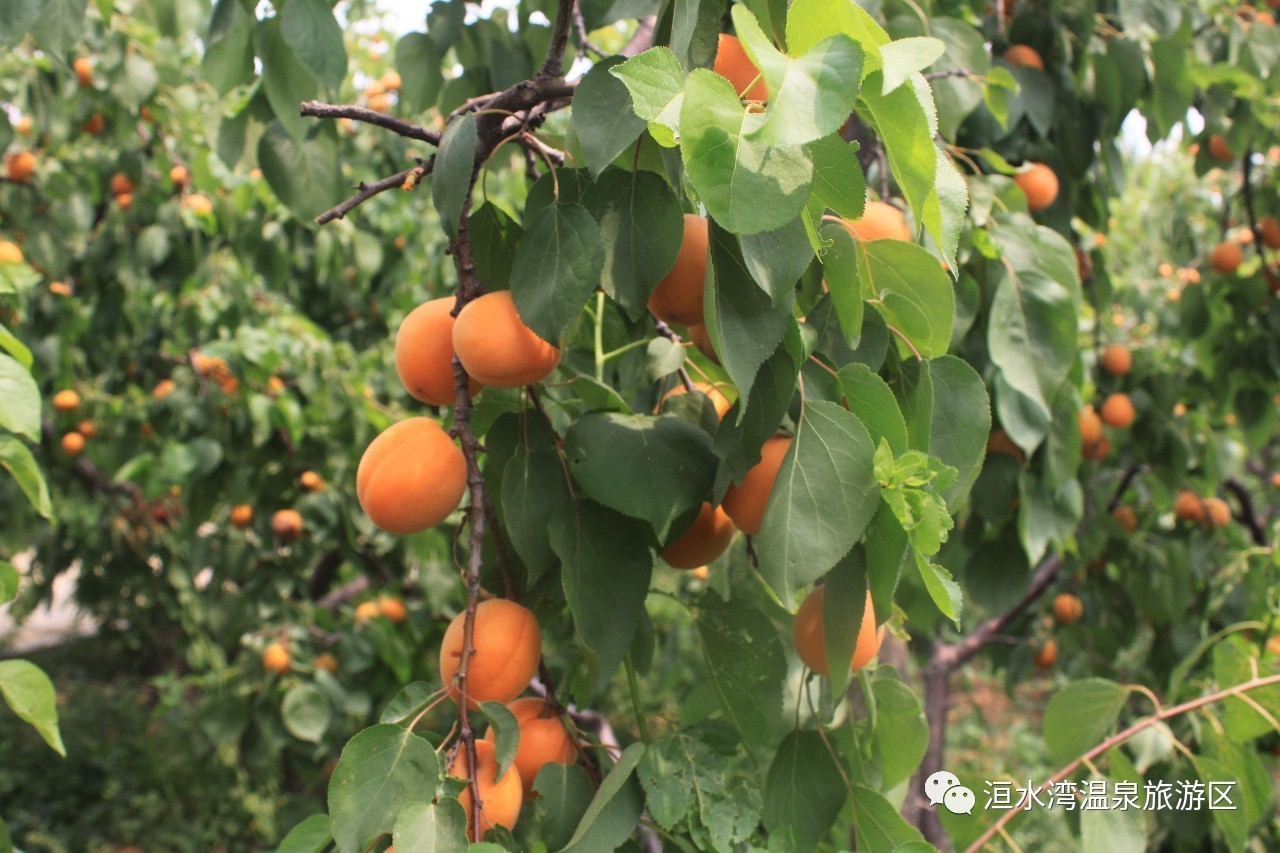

{"left": 1214, "top": 641, "right": 1280, "bottom": 742}
{"left": 0, "top": 323, "right": 31, "bottom": 369}
{"left": 534, "top": 764, "right": 594, "bottom": 851}
{"left": 1042, "top": 679, "right": 1129, "bottom": 764}
{"left": 510, "top": 202, "right": 605, "bottom": 342}
{"left": 396, "top": 33, "right": 444, "bottom": 114}
{"left": 610, "top": 47, "right": 685, "bottom": 143}
{"left": 818, "top": 221, "right": 865, "bottom": 345}
{"left": 0, "top": 354, "right": 39, "bottom": 442}
{"left": 680, "top": 70, "right": 813, "bottom": 234}
{"left": 988, "top": 267, "right": 1076, "bottom": 419}
{"left": 713, "top": 329, "right": 802, "bottom": 481}
{"left": 871, "top": 676, "right": 929, "bottom": 790}
{"left": 327, "top": 724, "right": 440, "bottom": 852}
{"left": 391, "top": 800, "right": 467, "bottom": 852}
{"left": 757, "top": 401, "right": 880, "bottom": 607}
{"left": 432, "top": 113, "right": 477, "bottom": 238}
{"left": 202, "top": 0, "right": 254, "bottom": 95}
{"left": 0, "top": 435, "right": 52, "bottom": 518}
{"left": 581, "top": 168, "right": 684, "bottom": 320}
{"left": 558, "top": 742, "right": 646, "bottom": 853}
{"left": 281, "top": 684, "right": 332, "bottom": 743}
{"left": 838, "top": 364, "right": 908, "bottom": 454}
{"left": 469, "top": 202, "right": 523, "bottom": 292}
{"left": 762, "top": 731, "right": 845, "bottom": 843}
{"left": 275, "top": 814, "right": 333, "bottom": 853}
{"left": 1080, "top": 778, "right": 1146, "bottom": 852}
{"left": 573, "top": 57, "right": 647, "bottom": 176}
{"left": 0, "top": 660, "right": 64, "bottom": 756}
{"left": 280, "top": 0, "right": 347, "bottom": 89}
{"left": 564, "top": 413, "right": 717, "bottom": 540}
{"left": 637, "top": 729, "right": 761, "bottom": 847}
{"left": 693, "top": 591, "right": 786, "bottom": 746}
{"left": 550, "top": 500, "right": 652, "bottom": 695}
{"left": 740, "top": 216, "right": 815, "bottom": 301}
{"left": 253, "top": 19, "right": 318, "bottom": 141}
{"left": 501, "top": 445, "right": 571, "bottom": 582}
{"left": 670, "top": 0, "right": 720, "bottom": 72}
{"left": 257, "top": 122, "right": 346, "bottom": 221}
{"left": 808, "top": 134, "right": 867, "bottom": 221}
{"left": 857, "top": 237, "right": 955, "bottom": 360}
{"left": 894, "top": 356, "right": 989, "bottom": 509}
{"left": 786, "top": 0, "right": 889, "bottom": 74}
{"left": 849, "top": 785, "right": 928, "bottom": 849}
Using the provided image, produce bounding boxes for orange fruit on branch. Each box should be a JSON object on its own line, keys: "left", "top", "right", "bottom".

{"left": 648, "top": 215, "right": 709, "bottom": 327}
{"left": 439, "top": 598, "right": 542, "bottom": 707}
{"left": 263, "top": 642, "right": 291, "bottom": 673}
{"left": 396, "top": 296, "right": 481, "bottom": 405}
{"left": 1100, "top": 393, "right": 1135, "bottom": 429}
{"left": 60, "top": 431, "right": 85, "bottom": 457}
{"left": 449, "top": 739, "right": 523, "bottom": 839}
{"left": 229, "top": 504, "right": 254, "bottom": 529}
{"left": 73, "top": 57, "right": 93, "bottom": 86}
{"left": 1003, "top": 44, "right": 1044, "bottom": 69}
{"left": 660, "top": 502, "right": 737, "bottom": 569}
{"left": 713, "top": 33, "right": 767, "bottom": 101}
{"left": 357, "top": 417, "right": 468, "bottom": 534}
{"left": 7, "top": 151, "right": 36, "bottom": 183}
{"left": 1014, "top": 163, "right": 1059, "bottom": 212}
{"left": 722, "top": 434, "right": 792, "bottom": 535}
{"left": 272, "top": 509, "right": 304, "bottom": 541}
{"left": 1100, "top": 343, "right": 1132, "bottom": 376}
{"left": 453, "top": 291, "right": 561, "bottom": 388}
{"left": 110, "top": 172, "right": 135, "bottom": 196}
{"left": 661, "top": 381, "right": 732, "bottom": 420}
{"left": 839, "top": 201, "right": 912, "bottom": 242}
{"left": 1209, "top": 241, "right": 1243, "bottom": 274}
{"left": 792, "top": 586, "right": 882, "bottom": 676}
{"left": 483, "top": 696, "right": 576, "bottom": 796}
{"left": 1207, "top": 133, "right": 1234, "bottom": 162}
{"left": 0, "top": 241, "right": 23, "bottom": 264}
{"left": 53, "top": 389, "right": 80, "bottom": 412}
{"left": 1053, "top": 593, "right": 1083, "bottom": 625}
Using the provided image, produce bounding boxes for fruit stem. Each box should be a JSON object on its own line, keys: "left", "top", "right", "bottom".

{"left": 624, "top": 653, "right": 650, "bottom": 744}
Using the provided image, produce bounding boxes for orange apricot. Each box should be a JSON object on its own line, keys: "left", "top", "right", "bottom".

{"left": 686, "top": 323, "right": 720, "bottom": 364}
{"left": 1053, "top": 593, "right": 1083, "bottom": 625}
{"left": 713, "top": 33, "right": 767, "bottom": 101}
{"left": 170, "top": 165, "right": 188, "bottom": 186}
{"left": 1209, "top": 241, "right": 1243, "bottom": 274}
{"left": 648, "top": 215, "right": 709, "bottom": 327}
{"left": 7, "top": 151, "right": 36, "bottom": 183}
{"left": 840, "top": 201, "right": 911, "bottom": 242}
{"left": 396, "top": 297, "right": 481, "bottom": 404}
{"left": 356, "top": 417, "right": 468, "bottom": 534}
{"left": 77, "top": 420, "right": 96, "bottom": 439}
{"left": 381, "top": 70, "right": 403, "bottom": 91}
{"left": 1260, "top": 217, "right": 1280, "bottom": 249}
{"left": 53, "top": 389, "right": 80, "bottom": 412}
{"left": 377, "top": 595, "right": 407, "bottom": 623}
{"left": 182, "top": 194, "right": 213, "bottom": 215}
{"left": 792, "top": 586, "right": 882, "bottom": 676}
{"left": 662, "top": 381, "right": 732, "bottom": 419}
{"left": 0, "top": 241, "right": 23, "bottom": 264}
{"left": 1111, "top": 506, "right": 1137, "bottom": 533}
{"left": 722, "top": 434, "right": 792, "bottom": 535}
{"left": 354, "top": 600, "right": 381, "bottom": 624}
{"left": 229, "top": 504, "right": 254, "bottom": 529}
{"left": 1208, "top": 134, "right": 1234, "bottom": 162}
{"left": 1174, "top": 490, "right": 1205, "bottom": 522}
{"left": 1079, "top": 405, "right": 1103, "bottom": 446}
{"left": 299, "top": 470, "right": 325, "bottom": 492}
{"left": 315, "top": 652, "right": 338, "bottom": 674}
{"left": 483, "top": 697, "right": 576, "bottom": 796}
{"left": 61, "top": 431, "right": 85, "bottom": 456}
{"left": 110, "top": 172, "right": 135, "bottom": 196}
{"left": 263, "top": 642, "right": 291, "bottom": 673}
{"left": 1205, "top": 497, "right": 1231, "bottom": 527}
{"left": 152, "top": 378, "right": 176, "bottom": 400}
{"left": 73, "top": 57, "right": 93, "bottom": 86}
{"left": 272, "top": 509, "right": 304, "bottom": 541}
{"left": 1100, "top": 393, "right": 1135, "bottom": 429}
{"left": 1101, "top": 343, "right": 1132, "bottom": 376}
{"left": 449, "top": 739, "right": 523, "bottom": 839}
{"left": 1003, "top": 44, "right": 1044, "bottom": 69}
{"left": 453, "top": 291, "right": 560, "bottom": 387}
{"left": 660, "top": 503, "right": 738, "bottom": 569}
{"left": 1033, "top": 639, "right": 1058, "bottom": 669}
{"left": 439, "top": 598, "right": 542, "bottom": 707}
{"left": 1014, "top": 163, "right": 1059, "bottom": 212}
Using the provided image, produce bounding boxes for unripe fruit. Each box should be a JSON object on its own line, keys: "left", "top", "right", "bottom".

{"left": 315, "top": 652, "right": 338, "bottom": 674}
{"left": 660, "top": 503, "right": 737, "bottom": 569}
{"left": 449, "top": 739, "right": 523, "bottom": 839}
{"left": 1205, "top": 497, "right": 1231, "bottom": 528}
{"left": 1078, "top": 405, "right": 1103, "bottom": 446}
{"left": 73, "top": 57, "right": 93, "bottom": 86}
{"left": 61, "top": 431, "right": 85, "bottom": 456}
{"left": 1014, "top": 163, "right": 1059, "bottom": 212}
{"left": 395, "top": 297, "right": 482, "bottom": 405}
{"left": 229, "top": 504, "right": 254, "bottom": 529}
{"left": 170, "top": 165, "right": 188, "bottom": 186}
{"left": 1209, "top": 242, "right": 1243, "bottom": 274}
{"left": 686, "top": 323, "right": 719, "bottom": 364}
{"left": 722, "top": 434, "right": 792, "bottom": 535}
{"left": 1100, "top": 393, "right": 1135, "bottom": 429}
{"left": 1100, "top": 343, "right": 1131, "bottom": 376}
{"left": 439, "top": 599, "right": 542, "bottom": 707}
{"left": 110, "top": 172, "right": 135, "bottom": 196}
{"left": 0, "top": 241, "right": 23, "bottom": 264}
{"left": 7, "top": 151, "right": 36, "bottom": 183}
{"left": 354, "top": 600, "right": 381, "bottom": 623}
{"left": 1111, "top": 505, "right": 1137, "bottom": 533}
{"left": 272, "top": 508, "right": 304, "bottom": 541}
{"left": 648, "top": 215, "right": 709, "bottom": 327}
{"left": 483, "top": 697, "right": 576, "bottom": 796}
{"left": 1260, "top": 217, "right": 1280, "bottom": 249}
{"left": 1208, "top": 133, "right": 1234, "bottom": 161}
{"left": 357, "top": 417, "right": 468, "bottom": 534}
{"left": 1174, "top": 490, "right": 1205, "bottom": 523}
{"left": 263, "top": 642, "right": 291, "bottom": 673}
{"left": 713, "top": 33, "right": 767, "bottom": 101}
{"left": 1053, "top": 593, "right": 1083, "bottom": 625}
{"left": 377, "top": 595, "right": 407, "bottom": 623}
{"left": 661, "top": 381, "right": 732, "bottom": 420}
{"left": 792, "top": 586, "right": 882, "bottom": 676}
{"left": 1003, "top": 44, "right": 1044, "bottom": 69}
{"left": 1033, "top": 639, "right": 1058, "bottom": 669}
{"left": 152, "top": 379, "right": 176, "bottom": 400}
{"left": 839, "top": 201, "right": 911, "bottom": 242}
{"left": 453, "top": 291, "right": 561, "bottom": 387}
{"left": 299, "top": 470, "right": 325, "bottom": 492}
{"left": 53, "top": 389, "right": 80, "bottom": 412}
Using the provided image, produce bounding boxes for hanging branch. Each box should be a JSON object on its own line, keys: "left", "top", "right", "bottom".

{"left": 1222, "top": 476, "right": 1269, "bottom": 547}
{"left": 316, "top": 159, "right": 434, "bottom": 225}
{"left": 300, "top": 101, "right": 443, "bottom": 145}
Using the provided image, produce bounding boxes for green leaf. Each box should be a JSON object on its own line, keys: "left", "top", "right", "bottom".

{"left": 0, "top": 435, "right": 53, "bottom": 519}
{"left": 1043, "top": 679, "right": 1129, "bottom": 764}
{"left": 913, "top": 550, "right": 962, "bottom": 622}
{"left": 501, "top": 445, "right": 571, "bottom": 583}
{"left": 534, "top": 764, "right": 594, "bottom": 851}
{"left": 469, "top": 202, "right": 523, "bottom": 292}
{"left": 282, "top": 685, "right": 331, "bottom": 743}
{"left": 574, "top": 57, "right": 647, "bottom": 176}
{"left": 740, "top": 217, "right": 815, "bottom": 301}
{"left": 732, "top": 6, "right": 863, "bottom": 147}
{"left": 0, "top": 354, "right": 39, "bottom": 442}
{"left": 379, "top": 681, "right": 436, "bottom": 725}
{"left": 762, "top": 731, "right": 845, "bottom": 843}
{"left": 510, "top": 202, "right": 606, "bottom": 343}
{"left": 823, "top": 549, "right": 868, "bottom": 695}
{"left": 477, "top": 701, "right": 519, "bottom": 782}
{"left": 327, "top": 724, "right": 440, "bottom": 852}
{"left": 29, "top": 0, "right": 85, "bottom": 57}
{"left": 1080, "top": 779, "right": 1146, "bottom": 852}
{"left": 680, "top": 70, "right": 813, "bottom": 234}
{"left": 0, "top": 660, "right": 64, "bottom": 756}
{"left": 280, "top": 0, "right": 347, "bottom": 89}
{"left": 871, "top": 677, "right": 929, "bottom": 790}
{"left": 0, "top": 561, "right": 17, "bottom": 605}
{"left": 858, "top": 239, "right": 955, "bottom": 359}
{"left": 0, "top": 324, "right": 30, "bottom": 369}
{"left": 391, "top": 800, "right": 467, "bottom": 852}
{"left": 254, "top": 19, "right": 318, "bottom": 141}
{"left": 1214, "top": 641, "right": 1280, "bottom": 742}
{"left": 808, "top": 135, "right": 867, "bottom": 221}
{"left": 581, "top": 168, "right": 684, "bottom": 321}
{"left": 757, "top": 401, "right": 880, "bottom": 607}
{"left": 818, "top": 221, "right": 865, "bottom": 345}
{"left": 550, "top": 500, "right": 652, "bottom": 695}
{"left": 670, "top": 0, "right": 721, "bottom": 72}
{"left": 558, "top": 742, "right": 646, "bottom": 853}
{"left": 565, "top": 413, "right": 716, "bottom": 540}
{"left": 838, "top": 364, "right": 908, "bottom": 454}
{"left": 396, "top": 33, "right": 444, "bottom": 114}
{"left": 878, "top": 37, "right": 945, "bottom": 95}
{"left": 610, "top": 47, "right": 685, "bottom": 142}
{"left": 849, "top": 785, "right": 928, "bottom": 848}
{"left": 204, "top": 0, "right": 255, "bottom": 95}
{"left": 0, "top": 1, "right": 41, "bottom": 50}
{"left": 988, "top": 267, "right": 1076, "bottom": 420}
{"left": 895, "top": 356, "right": 989, "bottom": 509}
{"left": 692, "top": 591, "right": 787, "bottom": 746}
{"left": 258, "top": 122, "right": 346, "bottom": 221}
{"left": 637, "top": 729, "right": 760, "bottom": 847}
{"left": 275, "top": 814, "right": 333, "bottom": 853}
{"left": 433, "top": 114, "right": 478, "bottom": 237}
{"left": 713, "top": 331, "right": 802, "bottom": 481}
{"left": 786, "top": 0, "right": 889, "bottom": 73}
{"left": 1017, "top": 477, "right": 1083, "bottom": 565}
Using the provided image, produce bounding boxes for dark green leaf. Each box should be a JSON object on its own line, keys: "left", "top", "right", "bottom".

{"left": 280, "top": 0, "right": 347, "bottom": 89}
{"left": 808, "top": 135, "right": 867, "bottom": 220}
{"left": 1043, "top": 679, "right": 1129, "bottom": 763}
{"left": 510, "top": 202, "right": 605, "bottom": 342}
{"left": 839, "top": 364, "right": 908, "bottom": 454}
{"left": 502, "top": 446, "right": 571, "bottom": 582}
{"left": 254, "top": 19, "right": 318, "bottom": 141}
{"left": 740, "top": 217, "right": 815, "bottom": 301}
{"left": 535, "top": 764, "right": 594, "bottom": 850}
{"left": 396, "top": 33, "right": 445, "bottom": 114}
{"left": 257, "top": 122, "right": 346, "bottom": 221}
{"left": 574, "top": 58, "right": 647, "bottom": 176}
{"left": 469, "top": 202, "right": 523, "bottom": 291}
{"left": 762, "top": 731, "right": 845, "bottom": 843}
{"left": 559, "top": 742, "right": 646, "bottom": 853}
{"left": 432, "top": 114, "right": 477, "bottom": 237}
{"left": 692, "top": 591, "right": 787, "bottom": 746}
{"left": 477, "top": 701, "right": 519, "bottom": 782}
{"left": 275, "top": 814, "right": 333, "bottom": 853}
{"left": 328, "top": 724, "right": 440, "bottom": 852}
{"left": 0, "top": 435, "right": 53, "bottom": 519}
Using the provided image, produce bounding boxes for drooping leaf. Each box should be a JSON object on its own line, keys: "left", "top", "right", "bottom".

{"left": 257, "top": 122, "right": 346, "bottom": 221}
{"left": 0, "top": 660, "right": 64, "bottom": 756}
{"left": 0, "top": 435, "right": 53, "bottom": 519}
{"left": 558, "top": 742, "right": 646, "bottom": 853}
{"left": 432, "top": 114, "right": 478, "bottom": 237}
{"left": 692, "top": 591, "right": 787, "bottom": 746}
{"left": 254, "top": 19, "right": 318, "bottom": 141}
{"left": 327, "top": 724, "right": 440, "bottom": 852}
{"left": 762, "top": 731, "right": 845, "bottom": 843}
{"left": 509, "top": 202, "right": 606, "bottom": 343}
{"left": 573, "top": 57, "right": 647, "bottom": 176}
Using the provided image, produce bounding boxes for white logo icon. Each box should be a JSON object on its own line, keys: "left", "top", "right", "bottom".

{"left": 925, "top": 770, "right": 976, "bottom": 815}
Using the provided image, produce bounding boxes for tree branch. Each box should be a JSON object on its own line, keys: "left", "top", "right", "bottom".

{"left": 41, "top": 419, "right": 141, "bottom": 501}
{"left": 300, "top": 100, "right": 442, "bottom": 145}
{"left": 540, "top": 0, "right": 576, "bottom": 79}
{"left": 1223, "top": 476, "right": 1268, "bottom": 546}
{"left": 315, "top": 159, "right": 433, "bottom": 225}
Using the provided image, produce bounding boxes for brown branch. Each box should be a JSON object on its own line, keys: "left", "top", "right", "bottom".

{"left": 1105, "top": 464, "right": 1146, "bottom": 513}
{"left": 1223, "top": 477, "right": 1268, "bottom": 546}
{"left": 1241, "top": 144, "right": 1265, "bottom": 262}
{"left": 41, "top": 419, "right": 141, "bottom": 501}
{"left": 923, "top": 68, "right": 976, "bottom": 81}
{"left": 315, "top": 159, "right": 433, "bottom": 225}
{"left": 300, "top": 100, "right": 442, "bottom": 145}
{"left": 572, "top": 1, "right": 607, "bottom": 59}
{"left": 539, "top": 0, "right": 576, "bottom": 79}
{"left": 964, "top": 671, "right": 1280, "bottom": 852}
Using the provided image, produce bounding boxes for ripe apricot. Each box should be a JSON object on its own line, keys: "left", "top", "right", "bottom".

{"left": 299, "top": 470, "right": 325, "bottom": 492}
{"left": 368, "top": 92, "right": 392, "bottom": 113}
{"left": 713, "top": 33, "right": 767, "bottom": 101}
{"left": 1205, "top": 497, "right": 1231, "bottom": 528}
{"left": 686, "top": 323, "right": 719, "bottom": 364}
{"left": 152, "top": 379, "right": 176, "bottom": 400}
{"left": 357, "top": 417, "right": 468, "bottom": 534}
{"left": 272, "top": 508, "right": 304, "bottom": 541}
{"left": 315, "top": 652, "right": 338, "bottom": 675}
{"left": 1033, "top": 639, "right": 1058, "bottom": 669}
{"left": 396, "top": 297, "right": 481, "bottom": 405}
{"left": 449, "top": 739, "right": 523, "bottom": 839}
{"left": 660, "top": 503, "right": 737, "bottom": 569}
{"left": 182, "top": 194, "right": 213, "bottom": 215}
{"left": 73, "top": 57, "right": 93, "bottom": 86}
{"left": 380, "top": 70, "right": 403, "bottom": 91}
{"left": 1003, "top": 44, "right": 1044, "bottom": 69}
{"left": 792, "top": 586, "right": 882, "bottom": 676}
{"left": 1052, "top": 593, "right": 1082, "bottom": 625}
{"left": 0, "top": 241, "right": 22, "bottom": 264}
{"left": 1174, "top": 490, "right": 1205, "bottom": 522}
{"left": 1083, "top": 435, "right": 1111, "bottom": 460}
{"left": 1112, "top": 506, "right": 1137, "bottom": 533}
{"left": 453, "top": 291, "right": 561, "bottom": 387}
{"left": 1208, "top": 133, "right": 1234, "bottom": 162}
{"left": 14, "top": 116, "right": 31, "bottom": 136}
{"left": 439, "top": 598, "right": 542, "bottom": 707}
{"left": 483, "top": 696, "right": 576, "bottom": 796}
{"left": 1260, "top": 217, "right": 1280, "bottom": 249}
{"left": 77, "top": 420, "right": 96, "bottom": 439}
{"left": 266, "top": 375, "right": 285, "bottom": 395}
{"left": 82, "top": 113, "right": 105, "bottom": 135}
{"left": 170, "top": 165, "right": 188, "bottom": 186}
{"left": 1014, "top": 163, "right": 1059, "bottom": 212}
{"left": 1101, "top": 343, "right": 1131, "bottom": 376}
{"left": 115, "top": 192, "right": 132, "bottom": 211}
{"left": 722, "top": 434, "right": 792, "bottom": 535}
{"left": 229, "top": 504, "right": 254, "bottom": 529}
{"left": 662, "top": 381, "right": 732, "bottom": 419}
{"left": 1209, "top": 241, "right": 1243, "bottom": 274}
{"left": 110, "top": 172, "right": 135, "bottom": 196}
{"left": 49, "top": 281, "right": 72, "bottom": 296}
{"left": 61, "top": 431, "right": 85, "bottom": 456}
{"left": 1079, "top": 405, "right": 1103, "bottom": 446}
{"left": 839, "top": 201, "right": 911, "bottom": 242}
{"left": 7, "top": 151, "right": 36, "bottom": 183}
{"left": 377, "top": 595, "right": 407, "bottom": 623}
{"left": 263, "top": 642, "right": 291, "bottom": 673}
{"left": 354, "top": 600, "right": 381, "bottom": 623}
{"left": 986, "top": 429, "right": 1025, "bottom": 464}
{"left": 648, "top": 215, "right": 709, "bottom": 327}
{"left": 1100, "top": 393, "right": 1135, "bottom": 429}
{"left": 53, "top": 389, "right": 80, "bottom": 412}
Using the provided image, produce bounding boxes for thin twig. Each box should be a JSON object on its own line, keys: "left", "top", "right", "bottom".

{"left": 300, "top": 100, "right": 442, "bottom": 145}
{"left": 540, "top": 0, "right": 576, "bottom": 79}
{"left": 1223, "top": 477, "right": 1268, "bottom": 546}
